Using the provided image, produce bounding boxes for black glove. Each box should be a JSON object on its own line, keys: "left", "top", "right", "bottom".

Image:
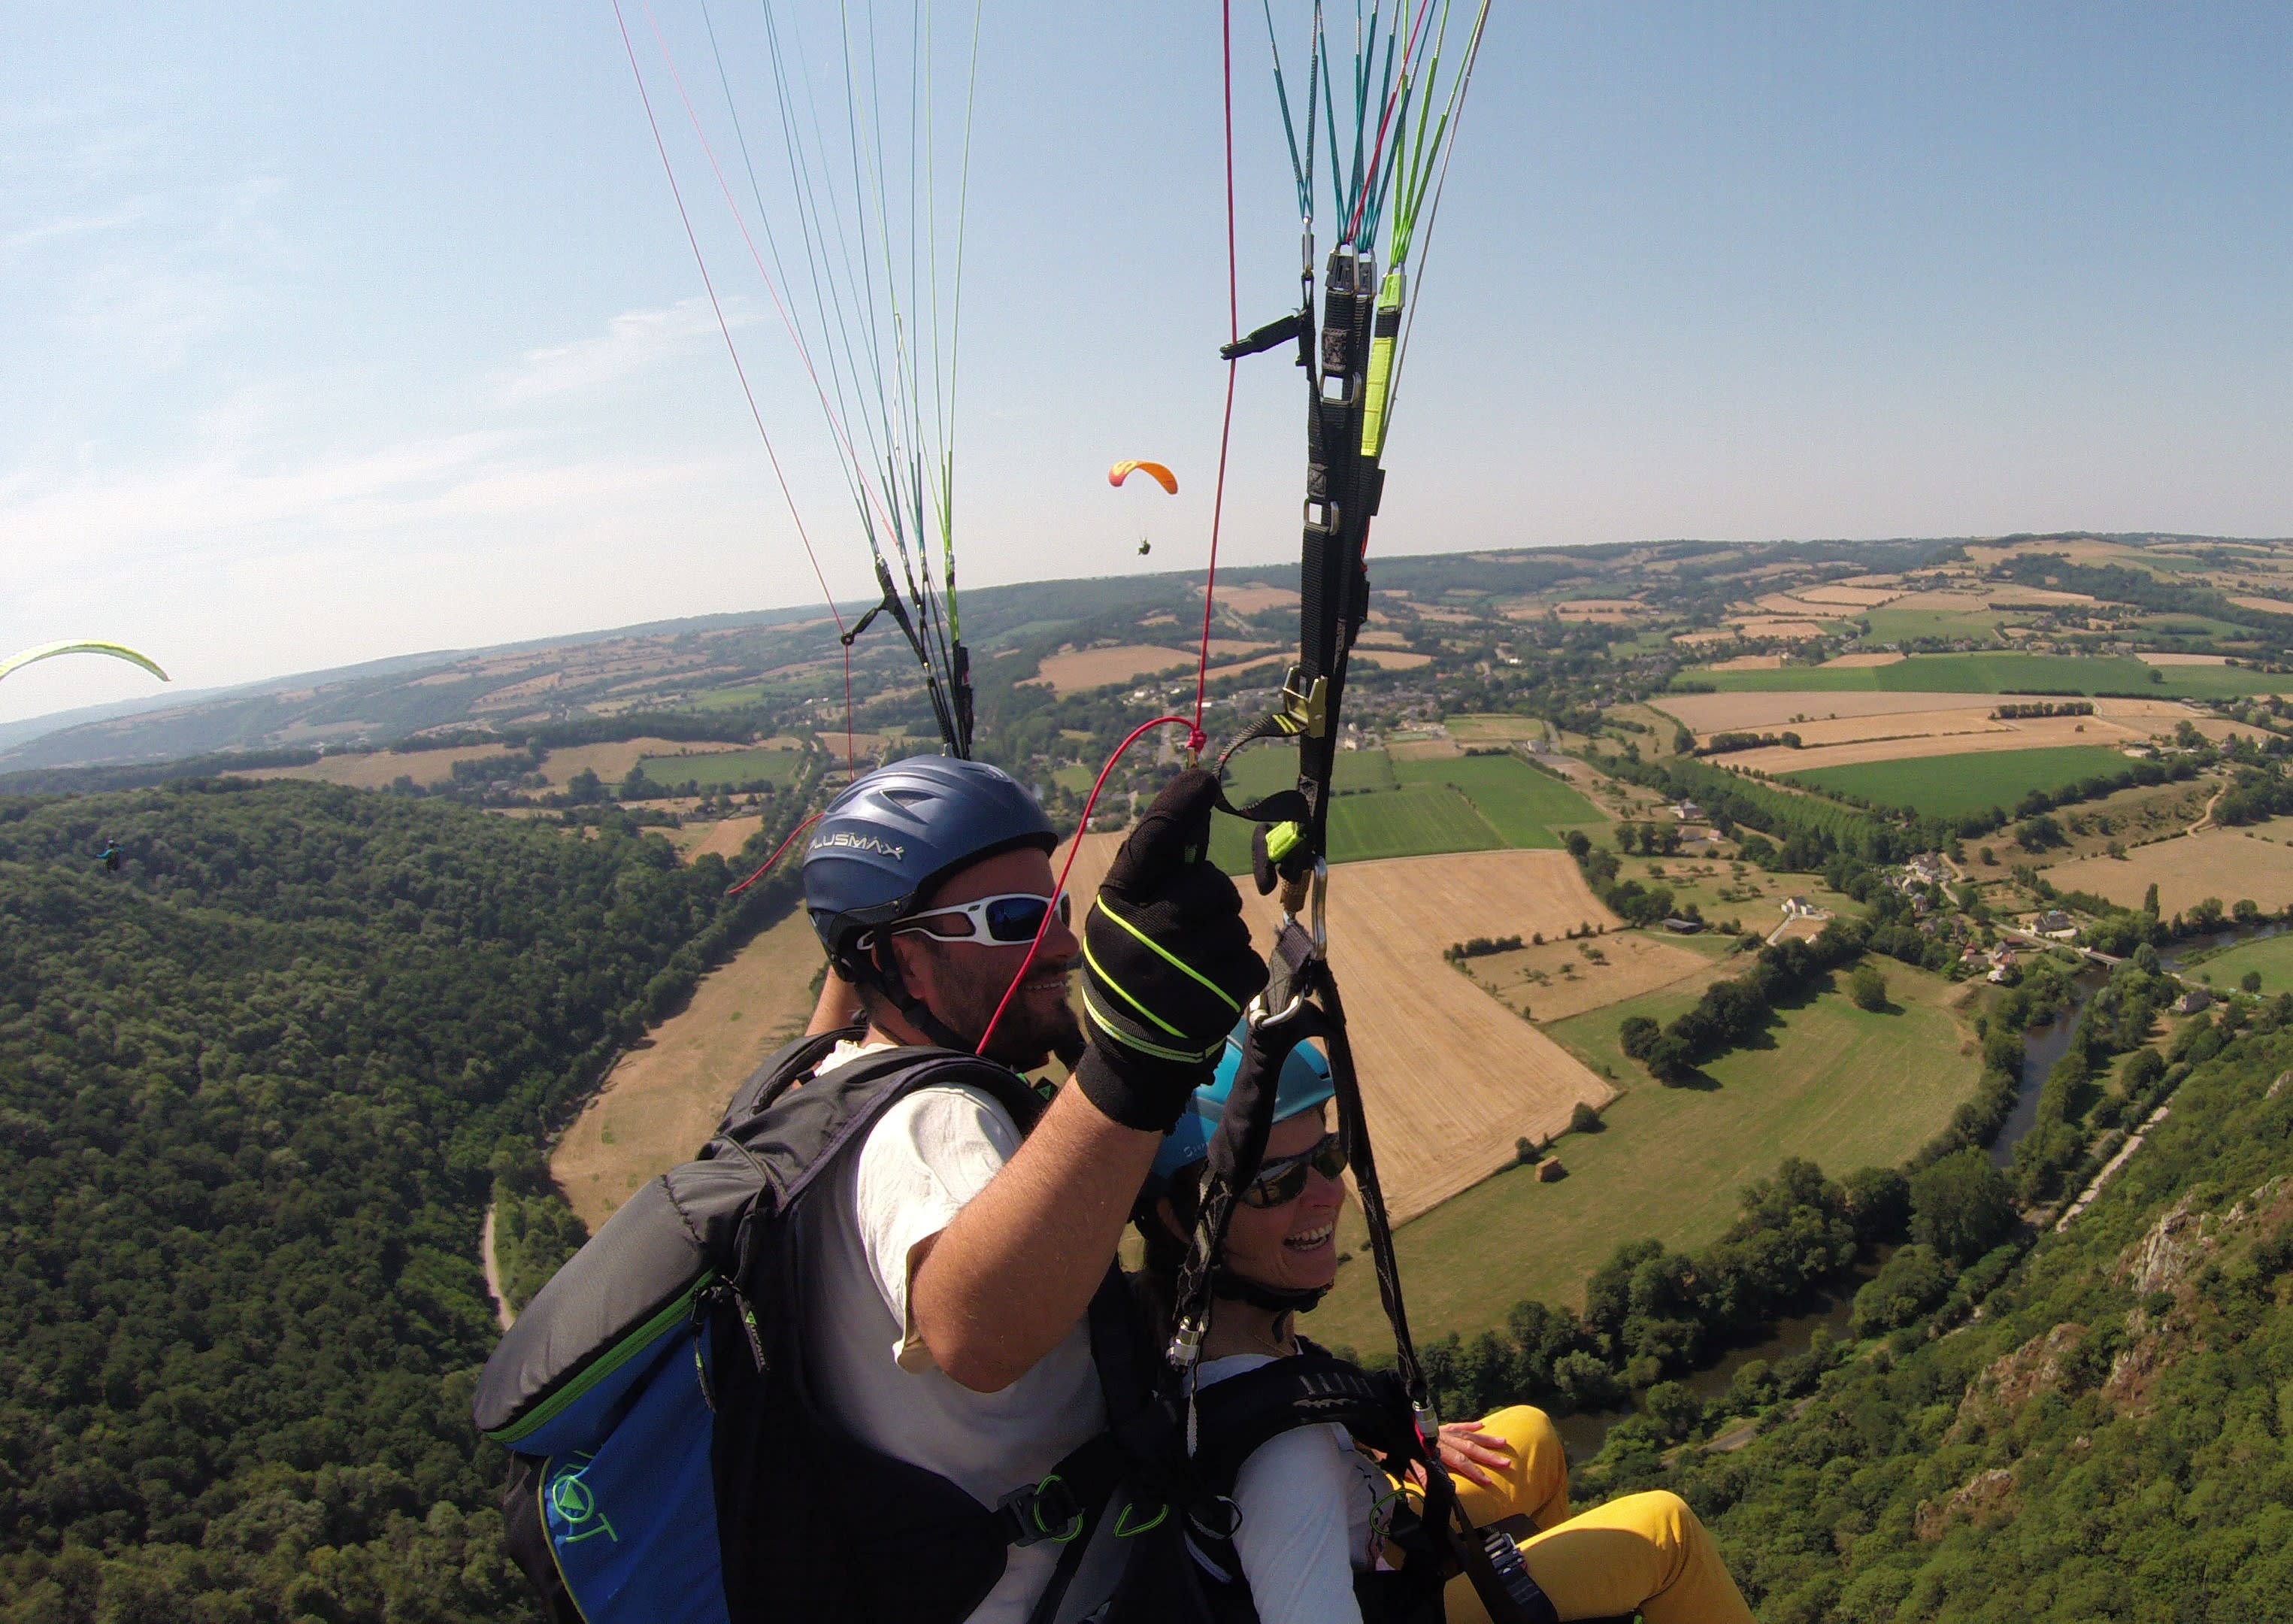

{"left": 1075, "top": 769, "right": 1268, "bottom": 1131}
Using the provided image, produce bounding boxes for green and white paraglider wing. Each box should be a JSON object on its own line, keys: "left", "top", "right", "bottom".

{"left": 0, "top": 640, "right": 170, "bottom": 686}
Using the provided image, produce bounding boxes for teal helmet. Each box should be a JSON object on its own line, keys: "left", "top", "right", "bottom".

{"left": 1147, "top": 1020, "right": 1336, "bottom": 1195}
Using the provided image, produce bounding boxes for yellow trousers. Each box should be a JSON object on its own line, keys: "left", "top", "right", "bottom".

{"left": 1415, "top": 1407, "right": 1756, "bottom": 1624}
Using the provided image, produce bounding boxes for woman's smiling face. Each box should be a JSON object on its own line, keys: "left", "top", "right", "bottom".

{"left": 1219, "top": 1106, "right": 1346, "bottom": 1295}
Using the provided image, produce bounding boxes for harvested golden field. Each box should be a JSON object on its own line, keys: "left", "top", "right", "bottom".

{"left": 1555, "top": 598, "right": 1642, "bottom": 614}
{"left": 1030, "top": 644, "right": 1193, "bottom": 693}
{"left": 1795, "top": 584, "right": 1901, "bottom": 607}
{"left": 1214, "top": 583, "right": 1301, "bottom": 614}
{"left": 1721, "top": 712, "right": 2150, "bottom": 772}
{"left": 1752, "top": 593, "right": 1810, "bottom": 615}
{"left": 673, "top": 814, "right": 764, "bottom": 864}
{"left": 1462, "top": 931, "right": 1725, "bottom": 1025}
{"left": 554, "top": 909, "right": 827, "bottom": 1232}
{"left": 1707, "top": 654, "right": 1784, "bottom": 670}
{"left": 1729, "top": 617, "right": 1830, "bottom": 640}
{"left": 2092, "top": 698, "right": 2207, "bottom": 721}
{"left": 1201, "top": 638, "right": 1279, "bottom": 659}
{"left": 1356, "top": 629, "right": 1415, "bottom": 647}
{"left": 253, "top": 744, "right": 516, "bottom": 789}
{"left": 2044, "top": 825, "right": 2293, "bottom": 917}
{"left": 1388, "top": 737, "right": 1462, "bottom": 760}
{"left": 1352, "top": 650, "right": 1434, "bottom": 670}
{"left": 1056, "top": 838, "right": 1619, "bottom": 1220}
{"left": 1650, "top": 689, "right": 2064, "bottom": 732}
{"left": 541, "top": 738, "right": 749, "bottom": 786}
{"left": 2232, "top": 595, "right": 2293, "bottom": 616}
{"left": 2138, "top": 652, "right": 2229, "bottom": 665}
{"left": 1822, "top": 651, "right": 1905, "bottom": 668}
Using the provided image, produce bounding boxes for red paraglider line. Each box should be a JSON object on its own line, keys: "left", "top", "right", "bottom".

{"left": 1195, "top": 0, "right": 1242, "bottom": 738}
{"left": 725, "top": 810, "right": 822, "bottom": 897}
{"left": 610, "top": 0, "right": 854, "bottom": 777}
{"left": 974, "top": 714, "right": 1204, "bottom": 1059}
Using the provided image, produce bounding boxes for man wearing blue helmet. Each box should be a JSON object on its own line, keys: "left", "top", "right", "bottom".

{"left": 790, "top": 759, "right": 1267, "bottom": 1623}
{"left": 1134, "top": 1035, "right": 1756, "bottom": 1624}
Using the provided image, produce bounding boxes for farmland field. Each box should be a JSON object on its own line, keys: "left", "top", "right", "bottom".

{"left": 1313, "top": 963, "right": 1985, "bottom": 1344}
{"left": 2182, "top": 931, "right": 2293, "bottom": 995}
{"left": 636, "top": 745, "right": 804, "bottom": 789}
{"left": 1208, "top": 747, "right": 1592, "bottom": 868}
{"left": 1690, "top": 651, "right": 2293, "bottom": 698}
{"left": 1222, "top": 744, "right": 1398, "bottom": 800}
{"left": 1461, "top": 930, "right": 1731, "bottom": 1025}
{"left": 1327, "top": 784, "right": 1504, "bottom": 862}
{"left": 2045, "top": 823, "right": 2293, "bottom": 917}
{"left": 1393, "top": 753, "right": 1607, "bottom": 847}
{"left": 1779, "top": 743, "right": 2136, "bottom": 817}
{"left": 1029, "top": 644, "right": 1195, "bottom": 694}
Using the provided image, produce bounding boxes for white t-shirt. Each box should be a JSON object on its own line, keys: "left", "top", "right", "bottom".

{"left": 1193, "top": 1353, "right": 1392, "bottom": 1624}
{"left": 801, "top": 1044, "right": 1121, "bottom": 1622}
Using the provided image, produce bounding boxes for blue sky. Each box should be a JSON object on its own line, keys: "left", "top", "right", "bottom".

{"left": 5, "top": 2, "right": 2290, "bottom": 726}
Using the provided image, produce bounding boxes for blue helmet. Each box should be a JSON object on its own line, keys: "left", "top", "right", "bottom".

{"left": 804, "top": 756, "right": 1057, "bottom": 973}
{"left": 1147, "top": 1021, "right": 1336, "bottom": 1195}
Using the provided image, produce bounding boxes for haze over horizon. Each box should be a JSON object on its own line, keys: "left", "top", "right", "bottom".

{"left": 8, "top": 2, "right": 2290, "bottom": 728}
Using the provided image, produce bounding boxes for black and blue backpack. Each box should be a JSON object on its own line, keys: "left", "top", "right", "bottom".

{"left": 472, "top": 1026, "right": 1566, "bottom": 1624}
{"left": 474, "top": 1028, "right": 1155, "bottom": 1624}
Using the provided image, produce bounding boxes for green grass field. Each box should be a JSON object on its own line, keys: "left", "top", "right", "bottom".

{"left": 1207, "top": 746, "right": 1601, "bottom": 868}
{"left": 1856, "top": 604, "right": 2012, "bottom": 644}
{"left": 1691, "top": 652, "right": 2293, "bottom": 698}
{"left": 636, "top": 747, "right": 804, "bottom": 789}
{"left": 1780, "top": 743, "right": 2136, "bottom": 818}
{"left": 2182, "top": 931, "right": 2293, "bottom": 994}
{"left": 1392, "top": 754, "right": 1606, "bottom": 848}
{"left": 1312, "top": 964, "right": 1984, "bottom": 1346}
{"left": 1207, "top": 782, "right": 1503, "bottom": 872}
{"left": 1220, "top": 744, "right": 1396, "bottom": 801}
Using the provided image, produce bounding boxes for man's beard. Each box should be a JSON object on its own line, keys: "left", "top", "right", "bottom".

{"left": 930, "top": 953, "right": 1083, "bottom": 1068}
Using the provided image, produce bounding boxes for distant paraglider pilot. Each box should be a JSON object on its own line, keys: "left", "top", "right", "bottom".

{"left": 98, "top": 838, "right": 123, "bottom": 874}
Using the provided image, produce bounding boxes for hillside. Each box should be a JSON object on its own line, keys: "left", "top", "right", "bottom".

{"left": 1580, "top": 1004, "right": 2293, "bottom": 1621}
{"left": 0, "top": 782, "right": 804, "bottom": 1620}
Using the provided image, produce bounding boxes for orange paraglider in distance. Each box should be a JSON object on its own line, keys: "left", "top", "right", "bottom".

{"left": 1107, "top": 459, "right": 1177, "bottom": 495}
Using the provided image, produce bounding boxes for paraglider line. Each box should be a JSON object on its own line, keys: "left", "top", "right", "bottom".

{"left": 974, "top": 713, "right": 1204, "bottom": 1059}
{"left": 611, "top": 0, "right": 855, "bottom": 773}
{"left": 643, "top": 6, "right": 903, "bottom": 552}
{"left": 725, "top": 810, "right": 822, "bottom": 897}
{"left": 1195, "top": 0, "right": 1243, "bottom": 738}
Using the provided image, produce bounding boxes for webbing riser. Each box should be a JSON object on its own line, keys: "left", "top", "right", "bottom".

{"left": 1295, "top": 247, "right": 1382, "bottom": 856}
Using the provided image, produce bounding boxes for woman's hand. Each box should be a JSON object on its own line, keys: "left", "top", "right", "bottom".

{"left": 1407, "top": 1419, "right": 1514, "bottom": 1491}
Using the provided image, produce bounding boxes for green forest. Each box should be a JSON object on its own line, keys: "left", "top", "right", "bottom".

{"left": 0, "top": 782, "right": 800, "bottom": 1622}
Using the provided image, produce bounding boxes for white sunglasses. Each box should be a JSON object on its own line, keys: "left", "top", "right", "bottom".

{"left": 886, "top": 889, "right": 1072, "bottom": 946}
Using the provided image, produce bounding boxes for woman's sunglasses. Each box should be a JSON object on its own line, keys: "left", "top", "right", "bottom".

{"left": 1238, "top": 1132, "right": 1349, "bottom": 1208}
{"left": 888, "top": 889, "right": 1071, "bottom": 946}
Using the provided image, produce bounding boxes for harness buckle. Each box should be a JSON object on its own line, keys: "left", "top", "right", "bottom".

{"left": 1273, "top": 667, "right": 1328, "bottom": 741}
{"left": 997, "top": 1473, "right": 1085, "bottom": 1547}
